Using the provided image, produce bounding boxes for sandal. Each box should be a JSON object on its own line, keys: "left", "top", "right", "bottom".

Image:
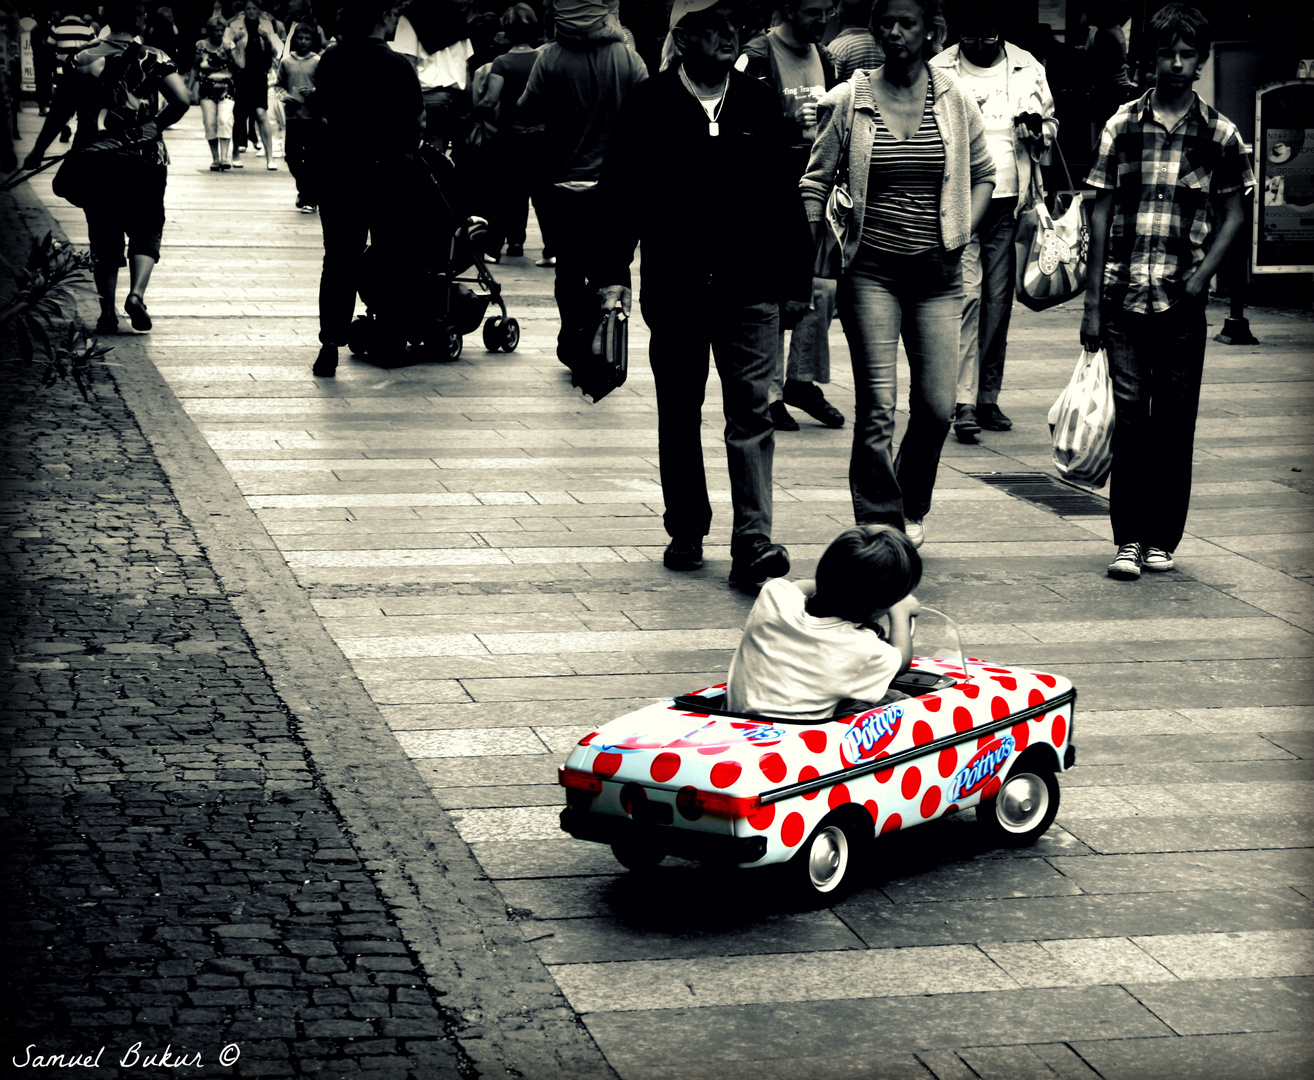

{"left": 124, "top": 293, "right": 152, "bottom": 332}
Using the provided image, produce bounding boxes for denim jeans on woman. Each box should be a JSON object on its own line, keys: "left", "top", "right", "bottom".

{"left": 838, "top": 245, "right": 963, "bottom": 526}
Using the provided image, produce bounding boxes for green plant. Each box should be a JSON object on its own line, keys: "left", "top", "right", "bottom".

{"left": 0, "top": 232, "right": 112, "bottom": 399}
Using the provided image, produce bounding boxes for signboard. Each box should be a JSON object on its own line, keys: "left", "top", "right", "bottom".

{"left": 19, "top": 16, "right": 37, "bottom": 94}
{"left": 1254, "top": 80, "right": 1314, "bottom": 273}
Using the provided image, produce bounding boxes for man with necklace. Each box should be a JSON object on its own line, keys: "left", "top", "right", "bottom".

{"left": 591, "top": 0, "right": 813, "bottom": 592}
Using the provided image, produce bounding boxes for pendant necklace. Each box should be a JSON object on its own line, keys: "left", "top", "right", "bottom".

{"left": 680, "top": 65, "right": 729, "bottom": 137}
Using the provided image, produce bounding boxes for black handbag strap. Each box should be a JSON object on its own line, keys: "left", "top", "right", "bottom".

{"left": 833, "top": 77, "right": 857, "bottom": 187}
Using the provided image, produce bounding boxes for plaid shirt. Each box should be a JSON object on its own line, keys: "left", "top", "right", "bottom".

{"left": 1087, "top": 90, "right": 1253, "bottom": 314}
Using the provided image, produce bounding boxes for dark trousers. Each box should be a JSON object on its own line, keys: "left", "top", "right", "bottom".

{"left": 957, "top": 196, "right": 1018, "bottom": 406}
{"left": 283, "top": 119, "right": 318, "bottom": 204}
{"left": 483, "top": 131, "right": 541, "bottom": 254}
{"left": 1103, "top": 296, "right": 1208, "bottom": 552}
{"left": 535, "top": 183, "right": 602, "bottom": 365}
{"left": 643, "top": 293, "right": 778, "bottom": 558}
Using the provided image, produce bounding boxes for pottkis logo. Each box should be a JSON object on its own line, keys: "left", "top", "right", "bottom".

{"left": 949, "top": 736, "right": 1015, "bottom": 802}
{"left": 841, "top": 706, "right": 903, "bottom": 766}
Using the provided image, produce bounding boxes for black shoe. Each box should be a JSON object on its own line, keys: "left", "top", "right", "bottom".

{"left": 769, "top": 400, "right": 799, "bottom": 432}
{"left": 729, "top": 542, "right": 790, "bottom": 593}
{"left": 95, "top": 312, "right": 118, "bottom": 336}
{"left": 783, "top": 379, "right": 845, "bottom": 428}
{"left": 953, "top": 403, "right": 980, "bottom": 443}
{"left": 663, "top": 537, "right": 704, "bottom": 571}
{"left": 506, "top": 244, "right": 524, "bottom": 258}
{"left": 312, "top": 344, "right": 338, "bottom": 377}
{"left": 977, "top": 403, "right": 1013, "bottom": 431}
{"left": 124, "top": 292, "right": 151, "bottom": 332}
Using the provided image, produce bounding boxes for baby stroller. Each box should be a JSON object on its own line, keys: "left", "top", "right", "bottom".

{"left": 346, "top": 143, "right": 520, "bottom": 362}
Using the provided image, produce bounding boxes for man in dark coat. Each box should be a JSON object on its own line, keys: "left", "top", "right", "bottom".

{"left": 591, "top": 0, "right": 813, "bottom": 592}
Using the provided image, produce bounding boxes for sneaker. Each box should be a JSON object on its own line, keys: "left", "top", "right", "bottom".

{"left": 230, "top": 158, "right": 243, "bottom": 168}
{"left": 904, "top": 520, "right": 925, "bottom": 549}
{"left": 312, "top": 343, "right": 338, "bottom": 378}
{"left": 783, "top": 379, "right": 845, "bottom": 428}
{"left": 1142, "top": 546, "right": 1175, "bottom": 572}
{"left": 536, "top": 255, "right": 556, "bottom": 267}
{"left": 729, "top": 542, "right": 791, "bottom": 592}
{"left": 267, "top": 161, "right": 279, "bottom": 171}
{"left": 768, "top": 400, "right": 799, "bottom": 432}
{"left": 485, "top": 252, "right": 501, "bottom": 264}
{"left": 663, "top": 537, "right": 704, "bottom": 572}
{"left": 1107, "top": 541, "right": 1143, "bottom": 580}
{"left": 953, "top": 403, "right": 980, "bottom": 443}
{"left": 977, "top": 403, "right": 1013, "bottom": 431}
{"left": 506, "top": 244, "right": 524, "bottom": 258}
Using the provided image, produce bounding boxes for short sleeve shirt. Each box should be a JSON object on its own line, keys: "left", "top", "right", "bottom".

{"left": 726, "top": 579, "right": 902, "bottom": 721}
{"left": 1086, "top": 90, "right": 1254, "bottom": 314}
{"left": 72, "top": 40, "right": 178, "bottom": 167}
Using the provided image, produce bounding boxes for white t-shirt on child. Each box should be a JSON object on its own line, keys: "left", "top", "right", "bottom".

{"left": 726, "top": 578, "right": 902, "bottom": 721}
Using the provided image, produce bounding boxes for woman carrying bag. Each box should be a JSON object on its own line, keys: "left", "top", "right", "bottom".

{"left": 801, "top": 0, "right": 994, "bottom": 549}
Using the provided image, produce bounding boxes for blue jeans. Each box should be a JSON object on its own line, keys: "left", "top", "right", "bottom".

{"left": 1102, "top": 295, "right": 1207, "bottom": 552}
{"left": 838, "top": 246, "right": 963, "bottom": 526}
{"left": 957, "top": 197, "right": 1018, "bottom": 406}
{"left": 642, "top": 294, "right": 778, "bottom": 559}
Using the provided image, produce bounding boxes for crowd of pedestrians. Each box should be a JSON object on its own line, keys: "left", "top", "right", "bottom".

{"left": 15, "top": 0, "right": 1255, "bottom": 591}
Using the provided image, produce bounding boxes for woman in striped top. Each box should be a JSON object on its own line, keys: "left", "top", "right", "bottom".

{"left": 801, "top": 0, "right": 994, "bottom": 549}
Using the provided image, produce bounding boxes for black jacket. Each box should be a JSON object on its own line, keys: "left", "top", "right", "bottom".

{"left": 592, "top": 66, "right": 813, "bottom": 309}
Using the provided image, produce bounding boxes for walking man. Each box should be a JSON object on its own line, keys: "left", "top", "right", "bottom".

{"left": 592, "top": 0, "right": 812, "bottom": 591}
{"left": 1081, "top": 3, "right": 1250, "bottom": 580}
{"left": 930, "top": 2, "right": 1056, "bottom": 442}
{"left": 738, "top": 0, "right": 845, "bottom": 431}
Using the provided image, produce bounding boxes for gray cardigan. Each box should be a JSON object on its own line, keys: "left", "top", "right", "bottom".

{"left": 800, "top": 65, "right": 996, "bottom": 266}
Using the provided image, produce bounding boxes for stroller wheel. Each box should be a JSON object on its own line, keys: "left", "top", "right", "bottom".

{"left": 347, "top": 316, "right": 374, "bottom": 356}
{"left": 482, "top": 316, "right": 520, "bottom": 354}
{"left": 444, "top": 324, "right": 463, "bottom": 361}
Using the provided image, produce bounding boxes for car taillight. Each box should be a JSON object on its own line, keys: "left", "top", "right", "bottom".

{"left": 559, "top": 767, "right": 603, "bottom": 793}
{"left": 676, "top": 785, "right": 761, "bottom": 819}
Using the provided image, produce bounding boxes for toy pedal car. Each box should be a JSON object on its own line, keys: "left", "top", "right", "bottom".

{"left": 559, "top": 610, "right": 1076, "bottom": 897}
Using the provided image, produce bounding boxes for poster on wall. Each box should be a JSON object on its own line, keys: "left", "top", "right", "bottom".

{"left": 1254, "top": 80, "right": 1314, "bottom": 273}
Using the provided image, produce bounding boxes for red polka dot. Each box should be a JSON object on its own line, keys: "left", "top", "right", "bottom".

{"left": 710, "top": 761, "right": 742, "bottom": 788}
{"left": 983, "top": 667, "right": 1010, "bottom": 674}
{"left": 1012, "top": 722, "right": 1030, "bottom": 751}
{"left": 650, "top": 753, "right": 681, "bottom": 783}
{"left": 991, "top": 675, "right": 1017, "bottom": 691}
{"left": 945, "top": 803, "right": 959, "bottom": 815}
{"left": 1052, "top": 715, "right": 1067, "bottom": 746}
{"left": 748, "top": 802, "right": 776, "bottom": 831}
{"left": 578, "top": 732, "right": 599, "bottom": 746}
{"left": 923, "top": 696, "right": 942, "bottom": 712}
{"left": 991, "top": 696, "right": 1011, "bottom": 721}
{"left": 938, "top": 746, "right": 957, "bottom": 778}
{"left": 901, "top": 766, "right": 922, "bottom": 801}
{"left": 913, "top": 720, "right": 934, "bottom": 746}
{"left": 592, "top": 752, "right": 622, "bottom": 777}
{"left": 978, "top": 733, "right": 993, "bottom": 749}
{"left": 920, "top": 786, "right": 941, "bottom": 818}
{"left": 880, "top": 813, "right": 903, "bottom": 834}
{"left": 798, "top": 764, "right": 820, "bottom": 799}
{"left": 697, "top": 744, "right": 732, "bottom": 755}
{"left": 759, "top": 752, "right": 787, "bottom": 783}
{"left": 875, "top": 753, "right": 894, "bottom": 784}
{"left": 1028, "top": 688, "right": 1046, "bottom": 708}
{"left": 801, "top": 730, "right": 828, "bottom": 754}
{"left": 780, "top": 812, "right": 806, "bottom": 847}
{"left": 1036, "top": 673, "right": 1057, "bottom": 688}
{"left": 981, "top": 776, "right": 1002, "bottom": 800}
{"left": 953, "top": 706, "right": 974, "bottom": 732}
{"left": 864, "top": 799, "right": 880, "bottom": 824}
{"left": 828, "top": 783, "right": 851, "bottom": 810}
{"left": 960, "top": 682, "right": 980, "bottom": 699}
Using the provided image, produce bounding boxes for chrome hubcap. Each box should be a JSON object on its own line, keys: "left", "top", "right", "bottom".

{"left": 996, "top": 773, "right": 1049, "bottom": 832}
{"left": 807, "top": 826, "right": 848, "bottom": 892}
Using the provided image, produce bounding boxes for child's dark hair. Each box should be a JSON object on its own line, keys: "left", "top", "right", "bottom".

{"left": 1148, "top": 3, "right": 1211, "bottom": 58}
{"left": 806, "top": 525, "right": 922, "bottom": 624}
{"left": 501, "top": 3, "right": 539, "bottom": 45}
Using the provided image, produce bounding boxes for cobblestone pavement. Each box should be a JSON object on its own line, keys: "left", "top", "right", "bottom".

{"left": 5, "top": 104, "right": 1314, "bottom": 1080}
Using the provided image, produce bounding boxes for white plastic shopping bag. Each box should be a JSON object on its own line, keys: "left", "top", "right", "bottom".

{"left": 1047, "top": 349, "right": 1114, "bottom": 488}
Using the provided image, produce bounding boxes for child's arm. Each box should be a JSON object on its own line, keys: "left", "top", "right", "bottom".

{"left": 1183, "top": 189, "right": 1244, "bottom": 298}
{"left": 1080, "top": 188, "right": 1114, "bottom": 353}
{"left": 885, "top": 594, "right": 921, "bottom": 673}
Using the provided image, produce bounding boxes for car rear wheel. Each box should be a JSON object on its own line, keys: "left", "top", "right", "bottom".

{"left": 611, "top": 838, "right": 663, "bottom": 872}
{"left": 977, "top": 766, "right": 1060, "bottom": 847}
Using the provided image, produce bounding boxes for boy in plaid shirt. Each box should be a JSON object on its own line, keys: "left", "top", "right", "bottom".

{"left": 1081, "top": 3, "right": 1253, "bottom": 581}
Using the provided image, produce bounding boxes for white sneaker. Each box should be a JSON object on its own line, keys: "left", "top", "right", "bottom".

{"left": 1142, "top": 546, "right": 1175, "bottom": 572}
{"left": 904, "top": 520, "right": 924, "bottom": 549}
{"left": 1107, "top": 542, "right": 1143, "bottom": 580}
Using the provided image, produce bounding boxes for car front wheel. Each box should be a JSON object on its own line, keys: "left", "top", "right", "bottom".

{"left": 977, "top": 766, "right": 1060, "bottom": 847}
